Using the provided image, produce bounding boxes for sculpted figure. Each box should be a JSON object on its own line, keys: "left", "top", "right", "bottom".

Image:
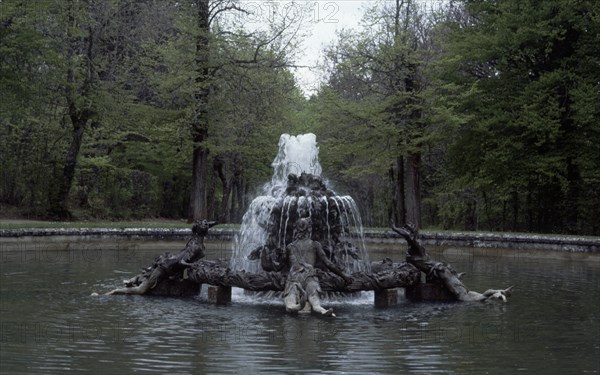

{"left": 392, "top": 222, "right": 513, "bottom": 302}
{"left": 283, "top": 218, "right": 352, "bottom": 317}
{"left": 106, "top": 220, "right": 217, "bottom": 295}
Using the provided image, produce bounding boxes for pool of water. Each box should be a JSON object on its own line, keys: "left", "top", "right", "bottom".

{"left": 1, "top": 240, "right": 599, "bottom": 374}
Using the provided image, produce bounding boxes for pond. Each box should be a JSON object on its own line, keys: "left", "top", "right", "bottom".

{"left": 1, "top": 240, "right": 599, "bottom": 374}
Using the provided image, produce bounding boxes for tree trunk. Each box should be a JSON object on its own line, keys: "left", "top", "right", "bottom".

{"left": 188, "top": 0, "right": 210, "bottom": 222}
{"left": 389, "top": 0, "right": 407, "bottom": 227}
{"left": 229, "top": 162, "right": 243, "bottom": 222}
{"left": 189, "top": 146, "right": 209, "bottom": 221}
{"left": 220, "top": 184, "right": 231, "bottom": 223}
{"left": 390, "top": 156, "right": 406, "bottom": 224}
{"left": 511, "top": 190, "right": 519, "bottom": 231}
{"left": 565, "top": 160, "right": 580, "bottom": 232}
{"left": 207, "top": 156, "right": 218, "bottom": 220}
{"left": 214, "top": 155, "right": 231, "bottom": 223}
{"left": 405, "top": 152, "right": 421, "bottom": 229}
{"left": 526, "top": 187, "right": 533, "bottom": 232}
{"left": 366, "top": 184, "right": 374, "bottom": 226}
{"left": 49, "top": 3, "right": 94, "bottom": 219}
{"left": 229, "top": 180, "right": 237, "bottom": 224}
{"left": 50, "top": 119, "right": 86, "bottom": 219}
{"left": 502, "top": 200, "right": 507, "bottom": 231}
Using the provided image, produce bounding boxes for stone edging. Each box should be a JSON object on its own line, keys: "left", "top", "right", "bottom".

{"left": 1, "top": 227, "right": 598, "bottom": 252}
{"left": 365, "top": 230, "right": 600, "bottom": 252}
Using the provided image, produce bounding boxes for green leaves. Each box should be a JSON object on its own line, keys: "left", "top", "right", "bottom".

{"left": 435, "top": 0, "right": 600, "bottom": 233}
{"left": 2, "top": 0, "right": 597, "bottom": 232}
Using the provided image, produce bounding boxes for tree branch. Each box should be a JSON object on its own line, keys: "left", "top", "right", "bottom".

{"left": 209, "top": 1, "right": 250, "bottom": 26}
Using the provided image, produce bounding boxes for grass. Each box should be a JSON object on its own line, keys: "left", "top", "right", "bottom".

{"left": 0, "top": 219, "right": 240, "bottom": 230}
{"left": 0, "top": 218, "right": 596, "bottom": 239}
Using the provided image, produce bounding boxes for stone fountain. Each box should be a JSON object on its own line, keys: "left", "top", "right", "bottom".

{"left": 103, "top": 133, "right": 512, "bottom": 315}
{"left": 233, "top": 133, "right": 369, "bottom": 275}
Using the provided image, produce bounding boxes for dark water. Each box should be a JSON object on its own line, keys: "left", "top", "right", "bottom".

{"left": 1, "top": 240, "right": 599, "bottom": 374}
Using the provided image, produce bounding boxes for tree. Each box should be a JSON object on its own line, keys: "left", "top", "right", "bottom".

{"left": 185, "top": 0, "right": 310, "bottom": 221}
{"left": 311, "top": 0, "right": 446, "bottom": 228}
{"left": 1, "top": 0, "right": 308, "bottom": 222}
{"left": 47, "top": 0, "right": 99, "bottom": 219}
{"left": 437, "top": 0, "right": 600, "bottom": 234}
{"left": 1, "top": 1, "right": 60, "bottom": 213}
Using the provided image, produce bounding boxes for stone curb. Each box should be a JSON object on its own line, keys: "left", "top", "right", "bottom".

{"left": 1, "top": 227, "right": 598, "bottom": 252}
{"left": 364, "top": 230, "right": 600, "bottom": 252}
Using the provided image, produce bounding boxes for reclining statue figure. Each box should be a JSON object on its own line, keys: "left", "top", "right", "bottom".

{"left": 392, "top": 222, "right": 513, "bottom": 302}
{"left": 105, "top": 219, "right": 217, "bottom": 295}
{"left": 283, "top": 218, "right": 352, "bottom": 317}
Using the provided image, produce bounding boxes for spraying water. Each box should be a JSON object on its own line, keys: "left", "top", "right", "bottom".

{"left": 231, "top": 133, "right": 370, "bottom": 274}
{"left": 269, "top": 133, "right": 323, "bottom": 196}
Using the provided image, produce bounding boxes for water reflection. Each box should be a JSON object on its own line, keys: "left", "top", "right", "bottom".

{"left": 1, "top": 241, "right": 598, "bottom": 374}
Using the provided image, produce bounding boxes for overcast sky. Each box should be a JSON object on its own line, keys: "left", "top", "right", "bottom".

{"left": 237, "top": 1, "right": 444, "bottom": 96}
{"left": 293, "top": 1, "right": 369, "bottom": 96}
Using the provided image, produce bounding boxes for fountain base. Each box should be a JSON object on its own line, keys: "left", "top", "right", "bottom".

{"left": 103, "top": 222, "right": 512, "bottom": 311}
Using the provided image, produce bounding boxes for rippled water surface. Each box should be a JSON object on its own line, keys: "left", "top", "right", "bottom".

{"left": 1, "top": 240, "right": 599, "bottom": 374}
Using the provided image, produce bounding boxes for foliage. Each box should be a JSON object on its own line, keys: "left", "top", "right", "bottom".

{"left": 306, "top": 0, "right": 444, "bottom": 227}
{"left": 1, "top": 0, "right": 598, "bottom": 235}
{"left": 434, "top": 0, "right": 600, "bottom": 234}
{"left": 1, "top": 0, "right": 306, "bottom": 222}
{"left": 305, "top": 0, "right": 599, "bottom": 234}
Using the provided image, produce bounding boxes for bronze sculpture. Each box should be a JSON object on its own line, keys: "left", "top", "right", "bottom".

{"left": 101, "top": 174, "right": 511, "bottom": 313}
{"left": 283, "top": 218, "right": 352, "bottom": 316}
{"left": 105, "top": 219, "right": 217, "bottom": 295}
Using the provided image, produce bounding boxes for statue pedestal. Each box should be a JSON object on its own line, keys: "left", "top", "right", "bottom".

{"left": 374, "top": 288, "right": 398, "bottom": 307}
{"left": 208, "top": 285, "right": 232, "bottom": 305}
{"left": 405, "top": 283, "right": 457, "bottom": 302}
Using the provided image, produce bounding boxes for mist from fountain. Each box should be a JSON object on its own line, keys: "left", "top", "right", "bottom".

{"left": 231, "top": 133, "right": 370, "bottom": 275}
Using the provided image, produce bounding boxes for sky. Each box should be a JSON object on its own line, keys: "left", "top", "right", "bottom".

{"left": 293, "top": 1, "right": 369, "bottom": 96}
{"left": 236, "top": 1, "right": 446, "bottom": 96}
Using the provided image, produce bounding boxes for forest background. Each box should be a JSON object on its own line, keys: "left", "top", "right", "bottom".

{"left": 1, "top": 0, "right": 598, "bottom": 235}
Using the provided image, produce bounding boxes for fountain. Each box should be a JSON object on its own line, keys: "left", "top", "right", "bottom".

{"left": 232, "top": 133, "right": 369, "bottom": 277}
{"left": 102, "top": 133, "right": 513, "bottom": 315}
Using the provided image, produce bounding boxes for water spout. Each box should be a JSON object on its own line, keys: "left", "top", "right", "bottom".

{"left": 232, "top": 133, "right": 370, "bottom": 274}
